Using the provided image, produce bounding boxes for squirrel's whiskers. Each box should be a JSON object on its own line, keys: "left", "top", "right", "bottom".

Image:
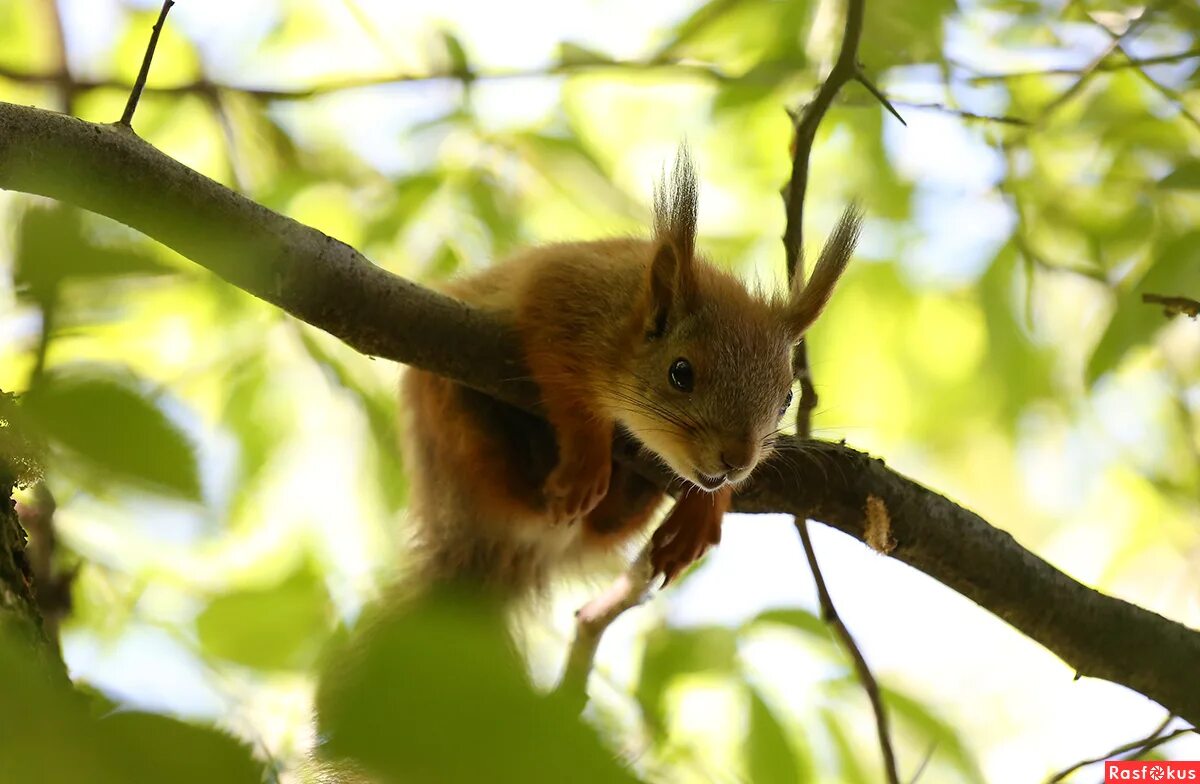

{"left": 401, "top": 145, "right": 861, "bottom": 593}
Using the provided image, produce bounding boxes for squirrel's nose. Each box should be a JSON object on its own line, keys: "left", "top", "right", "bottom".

{"left": 719, "top": 442, "right": 757, "bottom": 474}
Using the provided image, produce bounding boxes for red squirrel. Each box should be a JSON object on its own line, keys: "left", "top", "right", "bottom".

{"left": 401, "top": 148, "right": 860, "bottom": 593}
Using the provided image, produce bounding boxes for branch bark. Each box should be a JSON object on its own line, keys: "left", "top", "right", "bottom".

{"left": 2, "top": 102, "right": 1199, "bottom": 724}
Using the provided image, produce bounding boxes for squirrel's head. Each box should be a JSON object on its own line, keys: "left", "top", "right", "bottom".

{"left": 612, "top": 147, "right": 861, "bottom": 493}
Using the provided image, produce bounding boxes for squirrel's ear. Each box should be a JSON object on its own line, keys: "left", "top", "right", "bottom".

{"left": 646, "top": 240, "right": 694, "bottom": 337}
{"left": 785, "top": 203, "right": 862, "bottom": 340}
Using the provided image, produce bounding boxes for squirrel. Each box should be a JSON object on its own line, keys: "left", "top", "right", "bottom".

{"left": 400, "top": 147, "right": 861, "bottom": 594}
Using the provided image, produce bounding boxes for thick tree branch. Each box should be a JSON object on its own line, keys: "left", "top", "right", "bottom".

{"left": 2, "top": 102, "right": 1200, "bottom": 725}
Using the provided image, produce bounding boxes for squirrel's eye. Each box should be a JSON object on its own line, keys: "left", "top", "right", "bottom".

{"left": 668, "top": 358, "right": 694, "bottom": 392}
{"left": 779, "top": 389, "right": 794, "bottom": 417}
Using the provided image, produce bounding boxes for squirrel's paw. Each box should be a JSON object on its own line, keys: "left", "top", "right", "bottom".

{"left": 650, "top": 505, "right": 722, "bottom": 586}
{"left": 545, "top": 452, "right": 611, "bottom": 525}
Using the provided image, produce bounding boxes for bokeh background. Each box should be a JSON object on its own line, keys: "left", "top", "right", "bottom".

{"left": 2, "top": 0, "right": 1200, "bottom": 781}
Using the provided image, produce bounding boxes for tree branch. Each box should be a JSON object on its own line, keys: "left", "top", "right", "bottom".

{"left": 1143, "top": 293, "right": 1200, "bottom": 318}
{"left": 2, "top": 101, "right": 1200, "bottom": 725}
{"left": 780, "top": 0, "right": 900, "bottom": 780}
{"left": 556, "top": 546, "right": 655, "bottom": 710}
{"left": 118, "top": 0, "right": 175, "bottom": 128}
{"left": 966, "top": 45, "right": 1200, "bottom": 84}
{"left": 1047, "top": 715, "right": 1196, "bottom": 782}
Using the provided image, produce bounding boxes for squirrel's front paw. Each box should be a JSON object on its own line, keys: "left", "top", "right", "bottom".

{"left": 545, "top": 452, "right": 611, "bottom": 525}
{"left": 650, "top": 502, "right": 723, "bottom": 586}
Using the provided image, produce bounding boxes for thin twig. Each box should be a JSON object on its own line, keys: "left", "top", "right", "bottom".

{"left": 1034, "top": 2, "right": 1163, "bottom": 125}
{"left": 1046, "top": 715, "right": 1196, "bottom": 782}
{"left": 1094, "top": 29, "right": 1200, "bottom": 134}
{"left": 554, "top": 545, "right": 656, "bottom": 711}
{"left": 2, "top": 61, "right": 1027, "bottom": 128}
{"left": 0, "top": 57, "right": 731, "bottom": 105}
{"left": 862, "top": 99, "right": 1029, "bottom": 126}
{"left": 118, "top": 0, "right": 175, "bottom": 128}
{"left": 855, "top": 68, "right": 907, "bottom": 126}
{"left": 966, "top": 45, "right": 1200, "bottom": 84}
{"left": 908, "top": 742, "right": 937, "bottom": 784}
{"left": 795, "top": 520, "right": 900, "bottom": 782}
{"left": 1143, "top": 293, "right": 1200, "bottom": 318}
{"left": 780, "top": 1, "right": 901, "bottom": 782}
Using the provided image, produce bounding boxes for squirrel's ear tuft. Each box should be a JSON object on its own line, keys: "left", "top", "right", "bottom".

{"left": 645, "top": 144, "right": 700, "bottom": 337}
{"left": 654, "top": 143, "right": 698, "bottom": 265}
{"left": 785, "top": 203, "right": 862, "bottom": 339}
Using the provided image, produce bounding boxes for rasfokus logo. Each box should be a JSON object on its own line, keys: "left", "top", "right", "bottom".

{"left": 1106, "top": 761, "right": 1200, "bottom": 781}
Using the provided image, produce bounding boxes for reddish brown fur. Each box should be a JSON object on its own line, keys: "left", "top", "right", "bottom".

{"left": 400, "top": 152, "right": 859, "bottom": 595}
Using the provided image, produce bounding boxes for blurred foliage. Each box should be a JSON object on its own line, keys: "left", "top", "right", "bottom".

{"left": 0, "top": 0, "right": 1198, "bottom": 781}
{"left": 315, "top": 586, "right": 640, "bottom": 783}
{"left": 0, "top": 626, "right": 264, "bottom": 784}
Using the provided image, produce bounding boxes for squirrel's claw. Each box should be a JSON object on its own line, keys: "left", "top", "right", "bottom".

{"left": 545, "top": 452, "right": 611, "bottom": 525}
{"left": 649, "top": 490, "right": 725, "bottom": 586}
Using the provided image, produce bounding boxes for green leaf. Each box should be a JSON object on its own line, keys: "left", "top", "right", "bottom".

{"left": 819, "top": 707, "right": 872, "bottom": 784}
{"left": 440, "top": 30, "right": 471, "bottom": 76}
{"left": 98, "top": 712, "right": 266, "bottom": 784}
{"left": 295, "top": 329, "right": 408, "bottom": 512}
{"left": 362, "top": 173, "right": 443, "bottom": 247}
{"left": 979, "top": 243, "right": 1055, "bottom": 418}
{"left": 22, "top": 367, "right": 201, "bottom": 500}
{"left": 220, "top": 356, "right": 286, "bottom": 517}
{"left": 657, "top": 0, "right": 745, "bottom": 57}
{"left": 316, "top": 587, "right": 641, "bottom": 784}
{"left": 746, "top": 688, "right": 808, "bottom": 783}
{"left": 466, "top": 172, "right": 521, "bottom": 251}
{"left": 558, "top": 41, "right": 614, "bottom": 66}
{"left": 1087, "top": 231, "right": 1200, "bottom": 384}
{"left": 658, "top": 0, "right": 811, "bottom": 69}
{"left": 196, "top": 559, "right": 336, "bottom": 671}
{"left": 1159, "top": 161, "right": 1200, "bottom": 190}
{"left": 636, "top": 626, "right": 738, "bottom": 729}
{"left": 861, "top": 0, "right": 956, "bottom": 69}
{"left": 743, "top": 607, "right": 831, "bottom": 645}
{"left": 15, "top": 205, "right": 175, "bottom": 299}
{"left": 882, "top": 686, "right": 985, "bottom": 784}
{"left": 0, "top": 628, "right": 263, "bottom": 784}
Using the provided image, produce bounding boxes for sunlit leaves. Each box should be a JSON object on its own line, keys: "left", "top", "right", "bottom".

{"left": 316, "top": 587, "right": 640, "bottom": 784}
{"left": 861, "top": 0, "right": 957, "bottom": 69}
{"left": 15, "top": 205, "right": 175, "bottom": 301}
{"left": 820, "top": 707, "right": 873, "bottom": 784}
{"left": 882, "top": 685, "right": 985, "bottom": 784}
{"left": 746, "top": 688, "right": 808, "bottom": 783}
{"left": 196, "top": 559, "right": 336, "bottom": 671}
{"left": 558, "top": 41, "right": 615, "bottom": 67}
{"left": 295, "top": 328, "right": 408, "bottom": 512}
{"left": 1088, "top": 231, "right": 1200, "bottom": 384}
{"left": 0, "top": 630, "right": 264, "bottom": 784}
{"left": 658, "top": 0, "right": 813, "bottom": 75}
{"left": 21, "top": 367, "right": 201, "bottom": 501}
{"left": 1160, "top": 161, "right": 1200, "bottom": 190}
{"left": 636, "top": 625, "right": 738, "bottom": 729}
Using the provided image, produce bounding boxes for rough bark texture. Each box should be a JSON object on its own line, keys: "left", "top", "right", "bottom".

{"left": 0, "top": 467, "right": 64, "bottom": 680}
{"left": 1, "top": 101, "right": 1198, "bottom": 723}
